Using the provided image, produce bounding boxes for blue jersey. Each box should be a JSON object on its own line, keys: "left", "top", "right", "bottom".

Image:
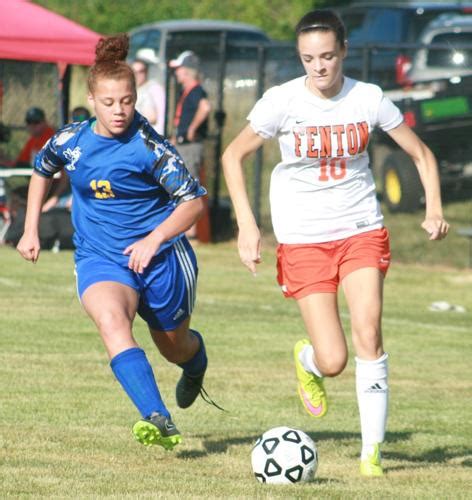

{"left": 34, "top": 112, "right": 206, "bottom": 265}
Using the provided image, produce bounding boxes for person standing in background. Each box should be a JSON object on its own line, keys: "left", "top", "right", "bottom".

{"left": 131, "top": 59, "right": 166, "bottom": 135}
{"left": 15, "top": 107, "right": 55, "bottom": 167}
{"left": 169, "top": 51, "right": 211, "bottom": 240}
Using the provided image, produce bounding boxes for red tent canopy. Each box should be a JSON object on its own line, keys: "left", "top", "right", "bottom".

{"left": 0, "top": 0, "right": 101, "bottom": 66}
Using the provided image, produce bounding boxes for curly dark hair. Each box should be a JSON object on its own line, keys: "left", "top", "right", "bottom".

{"left": 88, "top": 34, "right": 135, "bottom": 94}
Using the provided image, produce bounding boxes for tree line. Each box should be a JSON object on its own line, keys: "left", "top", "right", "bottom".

{"left": 35, "top": 0, "right": 351, "bottom": 40}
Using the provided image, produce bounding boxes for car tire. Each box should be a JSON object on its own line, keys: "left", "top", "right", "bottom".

{"left": 381, "top": 151, "right": 423, "bottom": 213}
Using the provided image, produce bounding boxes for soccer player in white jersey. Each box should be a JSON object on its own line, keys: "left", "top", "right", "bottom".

{"left": 222, "top": 9, "right": 449, "bottom": 477}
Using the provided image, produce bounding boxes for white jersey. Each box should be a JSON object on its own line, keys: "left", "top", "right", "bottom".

{"left": 248, "top": 76, "right": 403, "bottom": 243}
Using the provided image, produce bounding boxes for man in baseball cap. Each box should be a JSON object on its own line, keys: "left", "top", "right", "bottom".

{"left": 169, "top": 50, "right": 201, "bottom": 70}
{"left": 169, "top": 50, "right": 210, "bottom": 241}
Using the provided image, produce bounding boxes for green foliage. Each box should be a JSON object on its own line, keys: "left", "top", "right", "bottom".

{"left": 34, "top": 0, "right": 350, "bottom": 39}
{"left": 0, "top": 242, "right": 471, "bottom": 497}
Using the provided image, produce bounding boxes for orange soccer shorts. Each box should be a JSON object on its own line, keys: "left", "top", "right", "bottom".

{"left": 276, "top": 227, "right": 391, "bottom": 299}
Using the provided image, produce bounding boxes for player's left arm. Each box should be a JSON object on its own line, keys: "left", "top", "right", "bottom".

{"left": 124, "top": 147, "right": 206, "bottom": 273}
{"left": 386, "top": 122, "right": 449, "bottom": 240}
{"left": 124, "top": 197, "right": 204, "bottom": 273}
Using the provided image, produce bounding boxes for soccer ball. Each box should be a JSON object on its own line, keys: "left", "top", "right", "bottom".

{"left": 251, "top": 426, "right": 318, "bottom": 484}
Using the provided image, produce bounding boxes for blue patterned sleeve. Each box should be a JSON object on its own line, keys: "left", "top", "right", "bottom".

{"left": 34, "top": 129, "right": 69, "bottom": 178}
{"left": 151, "top": 140, "right": 207, "bottom": 203}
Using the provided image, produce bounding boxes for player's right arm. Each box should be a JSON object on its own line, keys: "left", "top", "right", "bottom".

{"left": 17, "top": 173, "right": 54, "bottom": 263}
{"left": 222, "top": 125, "right": 265, "bottom": 275}
{"left": 17, "top": 128, "right": 67, "bottom": 263}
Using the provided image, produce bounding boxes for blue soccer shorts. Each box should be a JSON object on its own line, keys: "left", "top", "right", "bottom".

{"left": 75, "top": 237, "right": 197, "bottom": 331}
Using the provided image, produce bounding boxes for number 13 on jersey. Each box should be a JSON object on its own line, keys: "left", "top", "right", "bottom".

{"left": 90, "top": 179, "right": 115, "bottom": 199}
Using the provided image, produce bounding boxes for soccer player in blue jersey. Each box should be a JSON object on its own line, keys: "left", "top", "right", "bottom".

{"left": 16, "top": 35, "right": 209, "bottom": 450}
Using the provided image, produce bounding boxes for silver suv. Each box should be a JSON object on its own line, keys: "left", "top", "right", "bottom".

{"left": 405, "top": 14, "right": 472, "bottom": 84}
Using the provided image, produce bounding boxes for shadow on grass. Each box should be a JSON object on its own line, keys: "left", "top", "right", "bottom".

{"left": 177, "top": 430, "right": 413, "bottom": 459}
{"left": 178, "top": 434, "right": 260, "bottom": 458}
{"left": 385, "top": 445, "right": 472, "bottom": 471}
{"left": 305, "top": 430, "right": 413, "bottom": 445}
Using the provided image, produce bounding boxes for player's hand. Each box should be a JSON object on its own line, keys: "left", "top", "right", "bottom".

{"left": 421, "top": 216, "right": 449, "bottom": 240}
{"left": 123, "top": 235, "right": 161, "bottom": 273}
{"left": 238, "top": 224, "right": 262, "bottom": 276}
{"left": 17, "top": 233, "right": 41, "bottom": 263}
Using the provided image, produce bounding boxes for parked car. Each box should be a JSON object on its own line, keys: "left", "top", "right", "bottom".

{"left": 128, "top": 19, "right": 270, "bottom": 88}
{"left": 405, "top": 14, "right": 472, "bottom": 84}
{"left": 335, "top": 1, "right": 472, "bottom": 88}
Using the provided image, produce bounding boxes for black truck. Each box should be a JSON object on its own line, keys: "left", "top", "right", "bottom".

{"left": 371, "top": 76, "right": 472, "bottom": 212}
{"left": 333, "top": 2, "right": 472, "bottom": 212}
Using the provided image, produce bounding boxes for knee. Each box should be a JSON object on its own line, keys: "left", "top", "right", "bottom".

{"left": 95, "top": 310, "right": 131, "bottom": 337}
{"left": 352, "top": 325, "right": 383, "bottom": 358}
{"left": 156, "top": 333, "right": 197, "bottom": 365}
{"left": 159, "top": 345, "right": 183, "bottom": 364}
{"left": 317, "top": 354, "right": 347, "bottom": 377}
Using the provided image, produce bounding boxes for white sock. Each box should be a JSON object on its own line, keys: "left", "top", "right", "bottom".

{"left": 356, "top": 353, "right": 389, "bottom": 460}
{"left": 299, "top": 344, "right": 323, "bottom": 378}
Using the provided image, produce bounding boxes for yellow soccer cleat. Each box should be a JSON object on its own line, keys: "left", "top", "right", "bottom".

{"left": 132, "top": 412, "right": 182, "bottom": 451}
{"left": 360, "top": 444, "right": 384, "bottom": 477}
{"left": 293, "top": 339, "right": 328, "bottom": 418}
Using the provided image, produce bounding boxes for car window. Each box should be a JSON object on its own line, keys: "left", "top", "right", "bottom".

{"left": 362, "top": 9, "right": 406, "bottom": 43}
{"left": 343, "top": 11, "right": 366, "bottom": 42}
{"left": 129, "top": 30, "right": 152, "bottom": 59}
{"left": 167, "top": 31, "right": 221, "bottom": 61}
{"left": 167, "top": 30, "right": 266, "bottom": 62}
{"left": 427, "top": 32, "right": 472, "bottom": 68}
{"left": 145, "top": 30, "right": 161, "bottom": 52}
{"left": 226, "top": 31, "right": 268, "bottom": 43}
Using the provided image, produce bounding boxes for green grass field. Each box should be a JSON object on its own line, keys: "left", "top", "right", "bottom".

{"left": 0, "top": 221, "right": 471, "bottom": 498}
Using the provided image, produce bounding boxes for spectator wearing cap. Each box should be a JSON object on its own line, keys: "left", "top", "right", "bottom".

{"left": 0, "top": 108, "right": 55, "bottom": 239}
{"left": 15, "top": 107, "right": 55, "bottom": 167}
{"left": 71, "top": 106, "right": 91, "bottom": 123}
{"left": 131, "top": 59, "right": 166, "bottom": 135}
{"left": 169, "top": 51, "right": 211, "bottom": 240}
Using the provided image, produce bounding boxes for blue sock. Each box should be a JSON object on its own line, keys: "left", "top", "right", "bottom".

{"left": 110, "top": 347, "right": 169, "bottom": 419}
{"left": 178, "top": 330, "right": 207, "bottom": 377}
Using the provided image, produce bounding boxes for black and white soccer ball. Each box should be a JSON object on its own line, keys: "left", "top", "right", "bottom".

{"left": 251, "top": 426, "right": 318, "bottom": 484}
